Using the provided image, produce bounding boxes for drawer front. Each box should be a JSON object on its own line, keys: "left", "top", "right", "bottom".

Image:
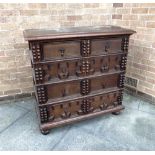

{"left": 29, "top": 37, "right": 129, "bottom": 63}
{"left": 38, "top": 90, "right": 123, "bottom": 123}
{"left": 43, "top": 41, "right": 81, "bottom": 60}
{"left": 35, "top": 73, "right": 125, "bottom": 104}
{"left": 91, "top": 38, "right": 123, "bottom": 55}
{"left": 33, "top": 54, "right": 127, "bottom": 84}
{"left": 30, "top": 40, "right": 90, "bottom": 62}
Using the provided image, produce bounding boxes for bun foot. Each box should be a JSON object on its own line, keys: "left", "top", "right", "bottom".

{"left": 41, "top": 129, "right": 50, "bottom": 135}
{"left": 112, "top": 111, "right": 121, "bottom": 115}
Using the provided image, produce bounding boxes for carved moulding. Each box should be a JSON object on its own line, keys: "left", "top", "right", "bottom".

{"left": 36, "top": 86, "right": 48, "bottom": 104}
{"left": 30, "top": 42, "right": 42, "bottom": 62}
{"left": 81, "top": 40, "right": 91, "bottom": 57}
{"left": 121, "top": 37, "right": 129, "bottom": 52}
{"left": 76, "top": 59, "right": 95, "bottom": 76}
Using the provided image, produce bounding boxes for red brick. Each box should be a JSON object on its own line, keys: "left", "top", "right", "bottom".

{"left": 67, "top": 15, "right": 82, "bottom": 21}
{"left": 139, "top": 81, "right": 153, "bottom": 89}
{"left": 116, "top": 8, "right": 130, "bottom": 14}
{"left": 84, "top": 3, "right": 99, "bottom": 8}
{"left": 20, "top": 10, "right": 39, "bottom": 16}
{"left": 148, "top": 66, "right": 155, "bottom": 72}
{"left": 123, "top": 15, "right": 138, "bottom": 20}
{"left": 139, "top": 15, "right": 155, "bottom": 21}
{"left": 0, "top": 10, "right": 19, "bottom": 16}
{"left": 4, "top": 89, "right": 21, "bottom": 95}
{"left": 145, "top": 71, "right": 155, "bottom": 79}
{"left": 131, "top": 73, "right": 146, "bottom": 81}
{"left": 113, "top": 3, "right": 123, "bottom": 7}
{"left": 22, "top": 87, "right": 34, "bottom": 93}
{"left": 0, "top": 51, "right": 5, "bottom": 57}
{"left": 149, "top": 8, "right": 155, "bottom": 14}
{"left": 60, "top": 21, "right": 75, "bottom": 27}
{"left": 0, "top": 17, "right": 7, "bottom": 23}
{"left": 132, "top": 8, "right": 148, "bottom": 14}
{"left": 68, "top": 4, "right": 84, "bottom": 9}
{"left": 112, "top": 14, "right": 122, "bottom": 19}
{"left": 145, "top": 88, "right": 155, "bottom": 97}
{"left": 27, "top": 3, "right": 47, "bottom": 9}
{"left": 146, "top": 78, "right": 155, "bottom": 84}
{"left": 139, "top": 3, "right": 155, "bottom": 7}
{"left": 133, "top": 63, "right": 148, "bottom": 71}
{"left": 146, "top": 22, "right": 155, "bottom": 28}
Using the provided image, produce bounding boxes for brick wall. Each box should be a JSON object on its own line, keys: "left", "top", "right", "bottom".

{"left": 112, "top": 3, "right": 155, "bottom": 99}
{"left": 0, "top": 3, "right": 155, "bottom": 101}
{"left": 0, "top": 3, "right": 113, "bottom": 100}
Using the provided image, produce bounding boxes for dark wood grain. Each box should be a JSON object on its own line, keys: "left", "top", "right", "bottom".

{"left": 23, "top": 25, "right": 135, "bottom": 41}
{"left": 24, "top": 25, "right": 135, "bottom": 134}
{"left": 32, "top": 54, "right": 126, "bottom": 85}
{"left": 40, "top": 105, "right": 125, "bottom": 130}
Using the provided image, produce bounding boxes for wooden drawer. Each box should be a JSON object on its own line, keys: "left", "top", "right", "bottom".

{"left": 33, "top": 54, "right": 127, "bottom": 84}
{"left": 29, "top": 40, "right": 81, "bottom": 62}
{"left": 91, "top": 37, "right": 123, "bottom": 55}
{"left": 43, "top": 41, "right": 81, "bottom": 60}
{"left": 29, "top": 38, "right": 124, "bottom": 63}
{"left": 38, "top": 90, "right": 123, "bottom": 123}
{"left": 35, "top": 73, "right": 124, "bottom": 104}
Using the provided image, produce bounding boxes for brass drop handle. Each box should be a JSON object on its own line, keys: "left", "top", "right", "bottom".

{"left": 59, "top": 48, "right": 65, "bottom": 57}
{"left": 101, "top": 65, "right": 109, "bottom": 72}
{"left": 102, "top": 83, "right": 105, "bottom": 88}
{"left": 105, "top": 43, "right": 110, "bottom": 52}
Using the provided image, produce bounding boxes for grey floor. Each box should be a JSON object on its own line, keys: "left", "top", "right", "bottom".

{"left": 0, "top": 93, "right": 155, "bottom": 151}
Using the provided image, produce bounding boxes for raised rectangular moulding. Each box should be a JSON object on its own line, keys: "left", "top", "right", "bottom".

{"left": 23, "top": 25, "right": 135, "bottom": 135}
{"left": 43, "top": 40, "right": 81, "bottom": 60}
{"left": 34, "top": 73, "right": 123, "bottom": 105}
{"left": 28, "top": 37, "right": 127, "bottom": 63}
{"left": 32, "top": 53, "right": 127, "bottom": 84}
{"left": 38, "top": 90, "right": 124, "bottom": 126}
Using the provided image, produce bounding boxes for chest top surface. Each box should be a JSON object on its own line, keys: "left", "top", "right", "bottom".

{"left": 23, "top": 25, "right": 135, "bottom": 41}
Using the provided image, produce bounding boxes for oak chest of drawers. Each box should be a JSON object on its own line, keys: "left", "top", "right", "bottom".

{"left": 23, "top": 26, "right": 135, "bottom": 134}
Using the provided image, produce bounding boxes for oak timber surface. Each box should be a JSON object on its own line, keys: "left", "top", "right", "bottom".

{"left": 23, "top": 25, "right": 136, "bottom": 41}
{"left": 23, "top": 25, "right": 135, "bottom": 134}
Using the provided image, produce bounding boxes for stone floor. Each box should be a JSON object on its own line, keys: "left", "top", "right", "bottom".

{"left": 0, "top": 93, "right": 155, "bottom": 151}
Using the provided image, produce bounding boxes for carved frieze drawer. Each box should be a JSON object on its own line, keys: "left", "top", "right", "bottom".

{"left": 32, "top": 54, "right": 127, "bottom": 84}
{"left": 38, "top": 90, "right": 123, "bottom": 124}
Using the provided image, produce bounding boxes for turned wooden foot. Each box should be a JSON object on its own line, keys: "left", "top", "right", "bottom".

{"left": 41, "top": 129, "right": 50, "bottom": 135}
{"left": 112, "top": 111, "right": 121, "bottom": 115}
